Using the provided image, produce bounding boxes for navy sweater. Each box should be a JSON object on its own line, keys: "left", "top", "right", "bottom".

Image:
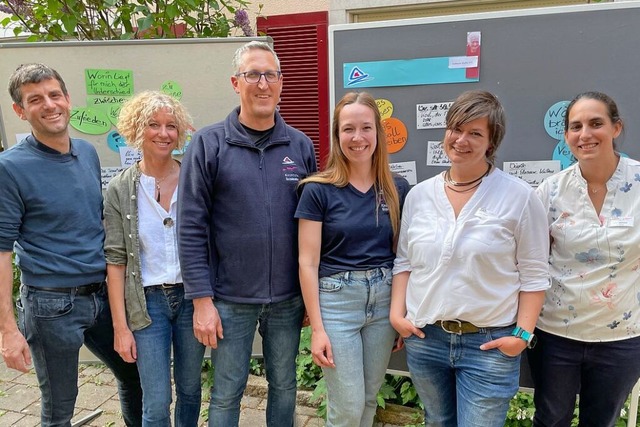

{"left": 0, "top": 135, "right": 106, "bottom": 287}
{"left": 178, "top": 108, "right": 317, "bottom": 303}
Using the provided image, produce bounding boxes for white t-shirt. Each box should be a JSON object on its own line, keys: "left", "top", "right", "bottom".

{"left": 536, "top": 156, "right": 640, "bottom": 342}
{"left": 138, "top": 174, "right": 182, "bottom": 287}
{"left": 394, "top": 168, "right": 550, "bottom": 328}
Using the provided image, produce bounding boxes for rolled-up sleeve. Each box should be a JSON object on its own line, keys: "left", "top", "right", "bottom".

{"left": 515, "top": 191, "right": 551, "bottom": 292}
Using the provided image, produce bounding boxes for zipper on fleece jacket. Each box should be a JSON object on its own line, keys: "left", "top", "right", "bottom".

{"left": 260, "top": 149, "right": 274, "bottom": 301}
{"left": 226, "top": 139, "right": 289, "bottom": 302}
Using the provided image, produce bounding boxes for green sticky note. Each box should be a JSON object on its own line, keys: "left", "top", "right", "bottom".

{"left": 87, "top": 96, "right": 129, "bottom": 127}
{"left": 70, "top": 107, "right": 111, "bottom": 134}
{"left": 161, "top": 80, "right": 183, "bottom": 100}
{"left": 85, "top": 69, "right": 133, "bottom": 96}
{"left": 107, "top": 104, "right": 122, "bottom": 126}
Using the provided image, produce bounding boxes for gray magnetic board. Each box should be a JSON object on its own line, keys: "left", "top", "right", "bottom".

{"left": 330, "top": 2, "right": 640, "bottom": 185}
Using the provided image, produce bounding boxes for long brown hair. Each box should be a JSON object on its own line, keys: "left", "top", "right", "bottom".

{"left": 300, "top": 92, "right": 401, "bottom": 238}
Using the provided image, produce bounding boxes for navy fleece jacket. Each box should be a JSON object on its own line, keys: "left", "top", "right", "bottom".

{"left": 177, "top": 107, "right": 317, "bottom": 303}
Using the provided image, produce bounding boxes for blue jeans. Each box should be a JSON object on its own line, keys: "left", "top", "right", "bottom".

{"left": 404, "top": 323, "right": 520, "bottom": 427}
{"left": 208, "top": 295, "right": 304, "bottom": 427}
{"left": 17, "top": 284, "right": 142, "bottom": 427}
{"left": 133, "top": 286, "right": 205, "bottom": 427}
{"left": 528, "top": 329, "right": 640, "bottom": 427}
{"left": 319, "top": 267, "right": 396, "bottom": 427}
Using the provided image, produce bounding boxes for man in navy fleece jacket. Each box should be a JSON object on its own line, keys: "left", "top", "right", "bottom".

{"left": 178, "top": 41, "right": 317, "bottom": 427}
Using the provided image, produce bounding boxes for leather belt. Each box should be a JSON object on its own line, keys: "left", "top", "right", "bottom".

{"left": 28, "top": 282, "right": 104, "bottom": 296}
{"left": 435, "top": 320, "right": 481, "bottom": 335}
{"left": 146, "top": 283, "right": 183, "bottom": 290}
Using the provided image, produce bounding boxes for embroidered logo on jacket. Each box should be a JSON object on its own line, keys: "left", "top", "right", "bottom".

{"left": 282, "top": 157, "right": 300, "bottom": 182}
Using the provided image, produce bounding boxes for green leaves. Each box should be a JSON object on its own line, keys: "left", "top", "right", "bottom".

{"left": 0, "top": 0, "right": 256, "bottom": 41}
{"left": 60, "top": 14, "right": 78, "bottom": 34}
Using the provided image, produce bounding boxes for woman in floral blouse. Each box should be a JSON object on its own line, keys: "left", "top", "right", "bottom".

{"left": 530, "top": 91, "right": 640, "bottom": 427}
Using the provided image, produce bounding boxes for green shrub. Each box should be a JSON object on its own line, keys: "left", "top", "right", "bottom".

{"left": 11, "top": 254, "right": 20, "bottom": 312}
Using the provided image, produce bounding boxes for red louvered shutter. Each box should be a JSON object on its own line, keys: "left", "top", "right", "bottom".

{"left": 257, "top": 12, "right": 329, "bottom": 169}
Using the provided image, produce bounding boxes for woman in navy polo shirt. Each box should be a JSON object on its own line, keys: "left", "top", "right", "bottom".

{"left": 296, "top": 91, "right": 409, "bottom": 427}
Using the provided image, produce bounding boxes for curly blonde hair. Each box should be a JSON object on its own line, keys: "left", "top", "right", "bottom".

{"left": 117, "top": 91, "right": 192, "bottom": 150}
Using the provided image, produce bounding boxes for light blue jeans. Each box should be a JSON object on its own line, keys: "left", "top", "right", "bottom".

{"left": 207, "top": 295, "right": 304, "bottom": 427}
{"left": 319, "top": 267, "right": 396, "bottom": 427}
{"left": 133, "top": 286, "right": 205, "bottom": 427}
{"left": 404, "top": 323, "right": 520, "bottom": 427}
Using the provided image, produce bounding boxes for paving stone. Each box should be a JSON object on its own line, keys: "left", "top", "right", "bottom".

{"left": 0, "top": 410, "right": 28, "bottom": 426}
{"left": 240, "top": 395, "right": 262, "bottom": 409}
{"left": 296, "top": 404, "right": 320, "bottom": 417}
{"left": 96, "top": 395, "right": 124, "bottom": 415}
{"left": 0, "top": 364, "right": 23, "bottom": 383}
{"left": 299, "top": 415, "right": 325, "bottom": 427}
{"left": 79, "top": 366, "right": 113, "bottom": 388}
{"left": 238, "top": 406, "right": 267, "bottom": 426}
{"left": 244, "top": 374, "right": 268, "bottom": 399}
{"left": 10, "top": 370, "right": 39, "bottom": 387}
{"left": 256, "top": 398, "right": 267, "bottom": 410}
{"left": 0, "top": 379, "right": 14, "bottom": 395}
{"left": 75, "top": 382, "right": 118, "bottom": 410}
{"left": 0, "top": 366, "right": 407, "bottom": 427}
{"left": 11, "top": 412, "right": 40, "bottom": 427}
{"left": 0, "top": 382, "right": 40, "bottom": 412}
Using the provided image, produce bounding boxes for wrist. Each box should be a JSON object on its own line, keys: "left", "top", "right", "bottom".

{"left": 193, "top": 296, "right": 214, "bottom": 309}
{"left": 511, "top": 326, "right": 537, "bottom": 349}
{"left": 0, "top": 319, "right": 20, "bottom": 335}
{"left": 112, "top": 322, "right": 130, "bottom": 333}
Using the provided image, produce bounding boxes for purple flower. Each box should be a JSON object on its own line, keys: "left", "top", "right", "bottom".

{"left": 0, "top": 0, "right": 31, "bottom": 15}
{"left": 234, "top": 10, "right": 253, "bottom": 37}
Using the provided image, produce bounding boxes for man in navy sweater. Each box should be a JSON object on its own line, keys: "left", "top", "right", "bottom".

{"left": 0, "top": 64, "right": 142, "bottom": 427}
{"left": 178, "top": 41, "right": 317, "bottom": 427}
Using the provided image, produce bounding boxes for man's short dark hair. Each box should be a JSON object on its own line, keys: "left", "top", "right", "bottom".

{"left": 8, "top": 63, "right": 68, "bottom": 107}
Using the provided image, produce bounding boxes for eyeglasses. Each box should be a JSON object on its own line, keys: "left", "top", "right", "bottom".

{"left": 235, "top": 70, "right": 282, "bottom": 84}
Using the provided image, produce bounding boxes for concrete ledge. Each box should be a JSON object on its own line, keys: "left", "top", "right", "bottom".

{"left": 245, "top": 375, "right": 424, "bottom": 426}
{"left": 376, "top": 403, "right": 424, "bottom": 426}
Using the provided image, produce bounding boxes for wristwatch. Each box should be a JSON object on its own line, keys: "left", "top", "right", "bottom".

{"left": 512, "top": 326, "right": 537, "bottom": 349}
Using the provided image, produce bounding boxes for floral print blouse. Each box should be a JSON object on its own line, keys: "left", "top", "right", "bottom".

{"left": 536, "top": 156, "right": 640, "bottom": 341}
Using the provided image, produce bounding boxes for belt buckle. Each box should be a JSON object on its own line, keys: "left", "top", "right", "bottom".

{"left": 440, "top": 319, "right": 463, "bottom": 335}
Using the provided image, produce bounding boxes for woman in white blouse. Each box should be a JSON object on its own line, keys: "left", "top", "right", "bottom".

{"left": 530, "top": 91, "right": 640, "bottom": 427}
{"left": 390, "top": 90, "right": 550, "bottom": 427}
{"left": 104, "top": 91, "right": 205, "bottom": 426}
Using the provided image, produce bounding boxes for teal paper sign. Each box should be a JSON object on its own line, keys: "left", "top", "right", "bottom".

{"left": 343, "top": 57, "right": 479, "bottom": 88}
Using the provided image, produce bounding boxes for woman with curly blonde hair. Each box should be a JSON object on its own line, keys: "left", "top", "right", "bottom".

{"left": 105, "top": 91, "right": 204, "bottom": 426}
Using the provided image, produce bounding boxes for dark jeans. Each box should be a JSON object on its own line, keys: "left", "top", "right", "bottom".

{"left": 528, "top": 328, "right": 640, "bottom": 427}
{"left": 18, "top": 284, "right": 142, "bottom": 427}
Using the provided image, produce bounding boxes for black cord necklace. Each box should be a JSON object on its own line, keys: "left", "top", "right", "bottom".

{"left": 444, "top": 163, "right": 492, "bottom": 194}
{"left": 446, "top": 180, "right": 483, "bottom": 193}
{"left": 444, "top": 162, "right": 492, "bottom": 187}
